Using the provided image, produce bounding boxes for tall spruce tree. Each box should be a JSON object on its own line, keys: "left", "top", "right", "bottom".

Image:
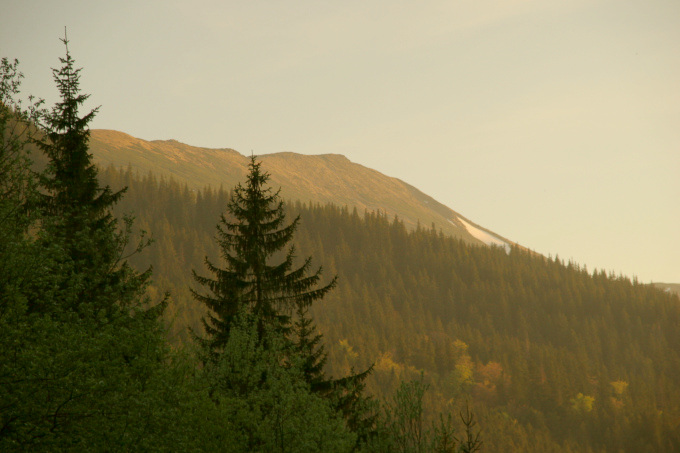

{"left": 193, "top": 156, "right": 376, "bottom": 442}
{"left": 33, "top": 32, "right": 153, "bottom": 317}
{"left": 0, "top": 41, "right": 198, "bottom": 451}
{"left": 192, "top": 155, "right": 336, "bottom": 357}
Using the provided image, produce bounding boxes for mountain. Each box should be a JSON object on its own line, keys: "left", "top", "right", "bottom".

{"left": 96, "top": 163, "right": 680, "bottom": 453}
{"left": 86, "top": 129, "right": 680, "bottom": 451}
{"left": 89, "top": 129, "right": 514, "bottom": 249}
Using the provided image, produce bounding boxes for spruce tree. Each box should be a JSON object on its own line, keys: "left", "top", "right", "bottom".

{"left": 192, "top": 155, "right": 337, "bottom": 358}
{"left": 193, "top": 155, "right": 376, "bottom": 441}
{"left": 37, "top": 33, "right": 121, "bottom": 243}
{"left": 0, "top": 41, "right": 195, "bottom": 451}
{"left": 292, "top": 299, "right": 376, "bottom": 438}
{"left": 33, "top": 32, "right": 153, "bottom": 317}
{"left": 292, "top": 301, "right": 329, "bottom": 391}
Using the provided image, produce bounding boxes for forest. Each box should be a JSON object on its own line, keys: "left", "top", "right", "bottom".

{"left": 1, "top": 45, "right": 479, "bottom": 452}
{"left": 3, "top": 41, "right": 680, "bottom": 452}
{"left": 100, "top": 164, "right": 680, "bottom": 452}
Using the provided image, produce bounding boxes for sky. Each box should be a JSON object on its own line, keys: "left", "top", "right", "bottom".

{"left": 3, "top": 0, "right": 679, "bottom": 283}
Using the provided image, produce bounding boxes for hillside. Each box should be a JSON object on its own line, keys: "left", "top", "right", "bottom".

{"left": 89, "top": 129, "right": 514, "bottom": 247}
{"left": 99, "top": 165, "right": 680, "bottom": 453}
{"left": 654, "top": 283, "right": 680, "bottom": 297}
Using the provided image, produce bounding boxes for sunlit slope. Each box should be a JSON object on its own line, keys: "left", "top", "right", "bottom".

{"left": 89, "top": 129, "right": 514, "bottom": 246}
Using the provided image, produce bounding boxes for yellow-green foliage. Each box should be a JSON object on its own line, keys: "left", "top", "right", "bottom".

{"left": 570, "top": 393, "right": 595, "bottom": 413}
{"left": 611, "top": 380, "right": 629, "bottom": 396}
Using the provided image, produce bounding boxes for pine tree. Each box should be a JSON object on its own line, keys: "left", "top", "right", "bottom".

{"left": 192, "top": 155, "right": 336, "bottom": 358}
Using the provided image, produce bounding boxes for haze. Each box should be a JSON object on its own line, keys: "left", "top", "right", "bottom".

{"left": 3, "top": 0, "right": 678, "bottom": 283}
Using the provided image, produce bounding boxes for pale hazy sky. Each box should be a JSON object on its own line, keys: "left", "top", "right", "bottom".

{"left": 3, "top": 0, "right": 679, "bottom": 283}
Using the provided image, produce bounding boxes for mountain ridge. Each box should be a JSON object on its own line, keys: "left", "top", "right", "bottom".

{"left": 89, "top": 129, "right": 517, "bottom": 249}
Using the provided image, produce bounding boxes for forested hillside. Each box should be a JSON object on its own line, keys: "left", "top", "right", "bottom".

{"left": 101, "top": 165, "right": 680, "bottom": 453}
{"left": 10, "top": 48, "right": 482, "bottom": 452}
{"left": 9, "top": 37, "right": 678, "bottom": 452}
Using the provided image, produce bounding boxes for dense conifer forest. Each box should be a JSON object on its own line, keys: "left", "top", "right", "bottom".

{"left": 3, "top": 42, "right": 680, "bottom": 451}
{"left": 99, "top": 163, "right": 680, "bottom": 452}
{"left": 2, "top": 47, "right": 482, "bottom": 451}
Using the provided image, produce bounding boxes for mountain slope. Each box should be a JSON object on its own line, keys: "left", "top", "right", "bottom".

{"left": 89, "top": 129, "right": 514, "bottom": 247}
{"left": 98, "top": 164, "right": 680, "bottom": 453}
{"left": 654, "top": 283, "right": 680, "bottom": 297}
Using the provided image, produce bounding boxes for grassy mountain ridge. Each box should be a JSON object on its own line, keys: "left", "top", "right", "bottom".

{"left": 89, "top": 129, "right": 515, "bottom": 247}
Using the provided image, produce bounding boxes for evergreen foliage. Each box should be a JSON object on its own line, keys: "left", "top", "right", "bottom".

{"left": 1, "top": 58, "right": 43, "bottom": 313}
{"left": 292, "top": 297, "right": 376, "bottom": 439}
{"left": 98, "top": 165, "right": 680, "bottom": 452}
{"left": 4, "top": 39, "right": 478, "bottom": 453}
{"left": 292, "top": 302, "right": 328, "bottom": 390}
{"left": 192, "top": 156, "right": 336, "bottom": 357}
{"left": 7, "top": 35, "right": 680, "bottom": 451}
{"left": 1, "top": 41, "right": 193, "bottom": 451}
{"left": 31, "top": 32, "right": 153, "bottom": 319}
{"left": 193, "top": 156, "right": 377, "bottom": 442}
{"left": 36, "top": 33, "right": 119, "bottom": 241}
{"left": 204, "top": 311, "right": 357, "bottom": 452}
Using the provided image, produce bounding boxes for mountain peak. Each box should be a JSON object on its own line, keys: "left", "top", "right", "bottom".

{"left": 88, "top": 129, "right": 516, "bottom": 247}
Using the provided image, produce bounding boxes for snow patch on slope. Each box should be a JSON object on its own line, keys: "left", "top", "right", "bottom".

{"left": 452, "top": 218, "right": 511, "bottom": 254}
